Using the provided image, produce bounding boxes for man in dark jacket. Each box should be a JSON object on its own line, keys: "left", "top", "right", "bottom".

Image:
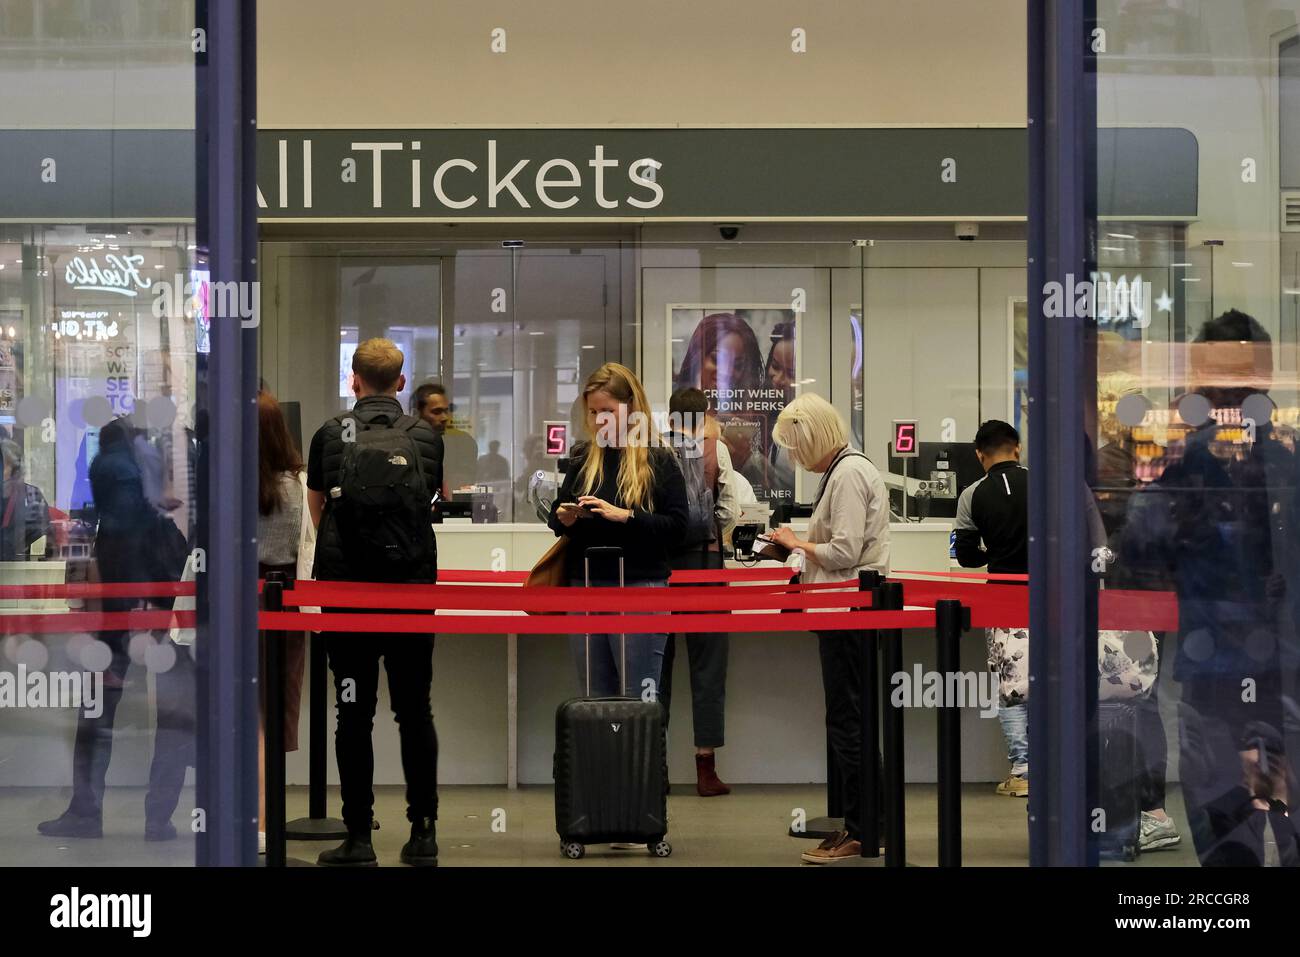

{"left": 307, "top": 338, "right": 443, "bottom": 867}
{"left": 955, "top": 419, "right": 1030, "bottom": 797}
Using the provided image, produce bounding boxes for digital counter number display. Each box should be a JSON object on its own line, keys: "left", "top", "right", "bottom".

{"left": 892, "top": 420, "right": 918, "bottom": 458}
{"left": 544, "top": 421, "right": 569, "bottom": 458}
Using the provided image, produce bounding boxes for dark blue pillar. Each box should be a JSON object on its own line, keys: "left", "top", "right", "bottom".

{"left": 1026, "top": 0, "right": 1100, "bottom": 866}
{"left": 194, "top": 0, "right": 260, "bottom": 867}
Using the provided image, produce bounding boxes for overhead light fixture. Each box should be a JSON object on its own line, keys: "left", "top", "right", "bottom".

{"left": 1170, "top": 262, "right": 1191, "bottom": 268}
{"left": 1106, "top": 233, "right": 1135, "bottom": 240}
{"left": 1231, "top": 262, "right": 1253, "bottom": 268}
{"left": 1100, "top": 246, "right": 1125, "bottom": 253}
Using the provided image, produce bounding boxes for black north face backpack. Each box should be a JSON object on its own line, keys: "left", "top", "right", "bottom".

{"left": 330, "top": 413, "right": 435, "bottom": 582}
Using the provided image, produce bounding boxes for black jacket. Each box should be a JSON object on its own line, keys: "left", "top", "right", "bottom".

{"left": 548, "top": 442, "right": 688, "bottom": 582}
{"left": 954, "top": 461, "right": 1028, "bottom": 575}
{"left": 307, "top": 395, "right": 443, "bottom": 581}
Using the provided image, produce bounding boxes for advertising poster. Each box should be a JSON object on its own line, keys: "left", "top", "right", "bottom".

{"left": 1009, "top": 298, "right": 1029, "bottom": 461}
{"left": 850, "top": 306, "right": 864, "bottom": 449}
{"left": 0, "top": 336, "right": 17, "bottom": 416}
{"left": 669, "top": 305, "right": 797, "bottom": 509}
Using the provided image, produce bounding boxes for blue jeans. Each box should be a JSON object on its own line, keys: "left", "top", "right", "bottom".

{"left": 568, "top": 578, "right": 668, "bottom": 699}
{"left": 999, "top": 703, "right": 1029, "bottom": 777}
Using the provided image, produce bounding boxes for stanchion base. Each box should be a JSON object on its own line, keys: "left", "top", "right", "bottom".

{"left": 285, "top": 816, "right": 348, "bottom": 841}
{"left": 789, "top": 815, "right": 844, "bottom": 840}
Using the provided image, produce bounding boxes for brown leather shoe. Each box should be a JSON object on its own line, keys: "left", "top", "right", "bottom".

{"left": 801, "top": 830, "right": 863, "bottom": 864}
{"left": 696, "top": 752, "right": 731, "bottom": 797}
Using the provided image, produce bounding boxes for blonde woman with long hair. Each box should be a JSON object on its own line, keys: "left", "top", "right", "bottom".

{"left": 548, "top": 362, "right": 689, "bottom": 699}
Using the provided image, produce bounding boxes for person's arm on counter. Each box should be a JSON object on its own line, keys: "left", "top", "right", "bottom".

{"left": 768, "top": 464, "right": 871, "bottom": 570}
{"left": 713, "top": 439, "right": 739, "bottom": 532}
{"left": 953, "top": 482, "right": 986, "bottom": 568}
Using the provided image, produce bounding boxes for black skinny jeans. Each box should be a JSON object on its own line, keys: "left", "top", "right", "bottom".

{"left": 325, "top": 631, "right": 439, "bottom": 835}
{"left": 817, "top": 630, "right": 884, "bottom": 842}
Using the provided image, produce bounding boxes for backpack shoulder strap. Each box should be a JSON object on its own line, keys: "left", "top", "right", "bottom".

{"left": 393, "top": 414, "right": 422, "bottom": 433}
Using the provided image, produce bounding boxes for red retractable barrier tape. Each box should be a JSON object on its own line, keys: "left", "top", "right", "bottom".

{"left": 0, "top": 610, "right": 194, "bottom": 635}
{"left": 260, "top": 607, "right": 932, "bottom": 635}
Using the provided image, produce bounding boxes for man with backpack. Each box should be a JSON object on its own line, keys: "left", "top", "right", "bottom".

{"left": 306, "top": 338, "right": 443, "bottom": 866}
{"left": 660, "top": 387, "right": 737, "bottom": 796}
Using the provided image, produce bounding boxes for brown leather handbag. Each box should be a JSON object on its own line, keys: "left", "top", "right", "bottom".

{"left": 524, "top": 537, "right": 568, "bottom": 614}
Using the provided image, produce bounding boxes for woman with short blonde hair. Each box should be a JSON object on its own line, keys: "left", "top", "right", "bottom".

{"left": 771, "top": 393, "right": 848, "bottom": 471}
{"left": 768, "top": 392, "right": 890, "bottom": 864}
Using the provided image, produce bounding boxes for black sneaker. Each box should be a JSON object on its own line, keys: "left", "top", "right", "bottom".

{"left": 318, "top": 834, "right": 378, "bottom": 867}
{"left": 400, "top": 817, "right": 438, "bottom": 867}
{"left": 37, "top": 811, "right": 103, "bottom": 839}
{"left": 144, "top": 821, "right": 178, "bottom": 842}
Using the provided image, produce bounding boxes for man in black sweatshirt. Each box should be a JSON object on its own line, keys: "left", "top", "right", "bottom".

{"left": 955, "top": 420, "right": 1029, "bottom": 797}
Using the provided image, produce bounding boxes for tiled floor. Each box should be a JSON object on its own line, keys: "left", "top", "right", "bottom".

{"left": 2, "top": 783, "right": 1200, "bottom": 867}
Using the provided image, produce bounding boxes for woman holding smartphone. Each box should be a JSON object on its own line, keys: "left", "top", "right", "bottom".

{"left": 766, "top": 392, "right": 891, "bottom": 864}
{"left": 548, "top": 362, "right": 689, "bottom": 699}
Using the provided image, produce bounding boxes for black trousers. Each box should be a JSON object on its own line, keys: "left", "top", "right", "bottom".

{"left": 325, "top": 631, "right": 438, "bottom": 835}
{"left": 1135, "top": 638, "right": 1167, "bottom": 813}
{"left": 661, "top": 547, "right": 728, "bottom": 749}
{"left": 817, "top": 630, "right": 884, "bottom": 843}
{"left": 660, "top": 634, "right": 728, "bottom": 748}
{"left": 66, "top": 629, "right": 195, "bottom": 826}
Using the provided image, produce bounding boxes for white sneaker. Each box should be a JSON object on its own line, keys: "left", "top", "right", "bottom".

{"left": 258, "top": 831, "right": 267, "bottom": 855}
{"left": 1139, "top": 812, "right": 1181, "bottom": 851}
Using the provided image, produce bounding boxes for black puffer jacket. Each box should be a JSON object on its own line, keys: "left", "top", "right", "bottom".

{"left": 307, "top": 395, "right": 443, "bottom": 582}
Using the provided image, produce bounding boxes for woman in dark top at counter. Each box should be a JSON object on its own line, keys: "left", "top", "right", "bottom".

{"left": 548, "top": 362, "right": 688, "bottom": 699}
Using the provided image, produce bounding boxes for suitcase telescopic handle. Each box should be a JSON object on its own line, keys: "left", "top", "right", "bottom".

{"left": 583, "top": 546, "right": 626, "bottom": 697}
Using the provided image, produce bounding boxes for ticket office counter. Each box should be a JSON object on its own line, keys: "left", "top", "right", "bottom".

{"left": 284, "top": 520, "right": 1010, "bottom": 788}
{"left": 0, "top": 525, "right": 1010, "bottom": 788}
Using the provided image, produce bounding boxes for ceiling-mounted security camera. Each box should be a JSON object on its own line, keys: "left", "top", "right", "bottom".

{"left": 955, "top": 222, "right": 979, "bottom": 241}
{"left": 716, "top": 223, "right": 742, "bottom": 241}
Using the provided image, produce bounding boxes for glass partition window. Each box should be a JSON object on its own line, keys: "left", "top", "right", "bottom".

{"left": 1081, "top": 2, "right": 1300, "bottom": 867}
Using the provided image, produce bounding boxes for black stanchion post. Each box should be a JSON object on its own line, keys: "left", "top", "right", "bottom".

{"left": 881, "top": 580, "right": 906, "bottom": 867}
{"left": 858, "top": 569, "right": 883, "bottom": 858}
{"left": 263, "top": 572, "right": 287, "bottom": 868}
{"left": 824, "top": 569, "right": 842, "bottom": 822}
{"left": 285, "top": 632, "right": 347, "bottom": 841}
{"left": 935, "top": 599, "right": 968, "bottom": 867}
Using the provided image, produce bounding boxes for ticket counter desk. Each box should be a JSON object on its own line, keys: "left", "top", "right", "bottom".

{"left": 0, "top": 529, "right": 1010, "bottom": 794}
{"left": 280, "top": 520, "right": 1008, "bottom": 792}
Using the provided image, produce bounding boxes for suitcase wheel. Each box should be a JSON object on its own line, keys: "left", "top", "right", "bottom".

{"left": 651, "top": 840, "right": 672, "bottom": 858}
{"left": 561, "top": 840, "right": 586, "bottom": 860}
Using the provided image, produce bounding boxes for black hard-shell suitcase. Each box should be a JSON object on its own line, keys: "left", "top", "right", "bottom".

{"left": 1096, "top": 700, "right": 1141, "bottom": 861}
{"left": 554, "top": 547, "right": 671, "bottom": 859}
